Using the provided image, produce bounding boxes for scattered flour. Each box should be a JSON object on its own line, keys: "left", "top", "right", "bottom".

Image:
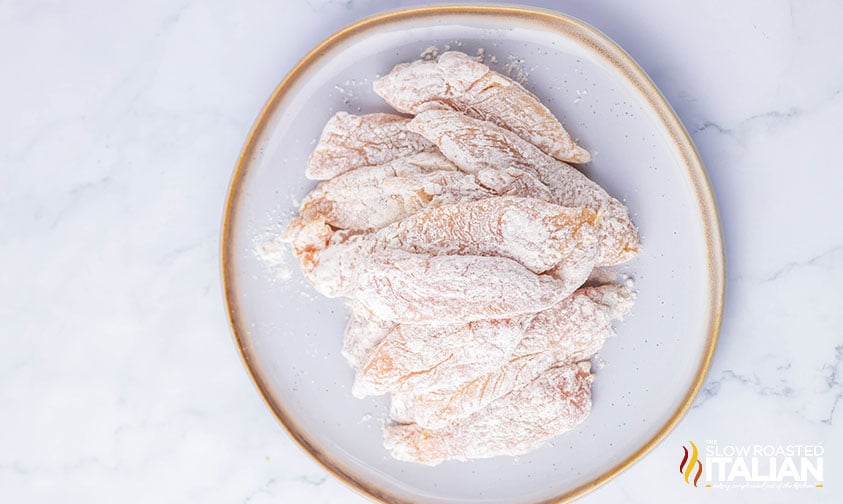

{"left": 420, "top": 45, "right": 439, "bottom": 60}
{"left": 503, "top": 55, "right": 529, "bottom": 84}
{"left": 254, "top": 233, "right": 293, "bottom": 281}
{"left": 422, "top": 45, "right": 488, "bottom": 64}
{"left": 474, "top": 47, "right": 486, "bottom": 63}
{"left": 574, "top": 88, "right": 588, "bottom": 104}
{"left": 592, "top": 355, "right": 607, "bottom": 370}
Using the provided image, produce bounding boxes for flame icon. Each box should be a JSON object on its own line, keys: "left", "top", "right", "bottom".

{"left": 680, "top": 440, "right": 703, "bottom": 487}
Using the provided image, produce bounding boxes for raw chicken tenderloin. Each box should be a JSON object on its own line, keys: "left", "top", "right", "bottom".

{"left": 355, "top": 249, "right": 573, "bottom": 324}
{"left": 390, "top": 284, "right": 635, "bottom": 429}
{"left": 300, "top": 151, "right": 554, "bottom": 232}
{"left": 351, "top": 317, "right": 526, "bottom": 397}
{"left": 407, "top": 109, "right": 639, "bottom": 266}
{"left": 370, "top": 196, "right": 598, "bottom": 273}
{"left": 341, "top": 305, "right": 395, "bottom": 369}
{"left": 384, "top": 363, "right": 593, "bottom": 465}
{"left": 305, "top": 112, "right": 435, "bottom": 180}
{"left": 374, "top": 51, "right": 590, "bottom": 163}
{"left": 285, "top": 197, "right": 599, "bottom": 297}
{"left": 304, "top": 168, "right": 487, "bottom": 232}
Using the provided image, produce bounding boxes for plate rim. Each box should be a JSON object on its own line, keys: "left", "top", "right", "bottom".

{"left": 220, "top": 4, "right": 726, "bottom": 503}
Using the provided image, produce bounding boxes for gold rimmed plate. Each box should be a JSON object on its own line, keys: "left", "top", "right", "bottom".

{"left": 222, "top": 5, "right": 724, "bottom": 503}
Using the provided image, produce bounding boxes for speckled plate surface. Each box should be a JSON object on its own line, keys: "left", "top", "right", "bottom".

{"left": 222, "top": 5, "right": 724, "bottom": 503}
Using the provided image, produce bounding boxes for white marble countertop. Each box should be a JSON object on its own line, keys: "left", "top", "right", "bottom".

{"left": 2, "top": 1, "right": 841, "bottom": 502}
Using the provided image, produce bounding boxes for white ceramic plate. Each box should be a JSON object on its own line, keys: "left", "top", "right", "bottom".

{"left": 222, "top": 5, "right": 724, "bottom": 503}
